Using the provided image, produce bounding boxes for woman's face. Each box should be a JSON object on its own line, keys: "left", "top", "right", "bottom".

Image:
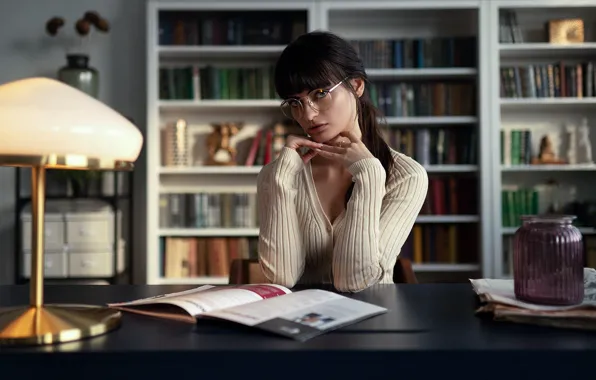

{"left": 285, "top": 78, "right": 365, "bottom": 144}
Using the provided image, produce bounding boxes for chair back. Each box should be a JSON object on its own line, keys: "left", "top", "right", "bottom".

{"left": 229, "top": 258, "right": 418, "bottom": 285}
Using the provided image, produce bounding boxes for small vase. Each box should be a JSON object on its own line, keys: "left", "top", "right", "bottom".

{"left": 513, "top": 215, "right": 584, "bottom": 306}
{"left": 57, "top": 54, "right": 99, "bottom": 98}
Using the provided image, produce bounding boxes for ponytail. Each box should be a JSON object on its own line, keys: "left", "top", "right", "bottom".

{"left": 344, "top": 84, "right": 395, "bottom": 206}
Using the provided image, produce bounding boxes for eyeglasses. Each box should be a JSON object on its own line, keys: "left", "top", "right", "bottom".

{"left": 280, "top": 79, "right": 345, "bottom": 120}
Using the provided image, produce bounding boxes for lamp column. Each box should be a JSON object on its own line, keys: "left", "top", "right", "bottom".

{"left": 30, "top": 166, "right": 45, "bottom": 308}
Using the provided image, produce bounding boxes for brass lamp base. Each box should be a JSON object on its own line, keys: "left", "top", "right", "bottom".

{"left": 0, "top": 154, "right": 134, "bottom": 346}
{"left": 0, "top": 304, "right": 121, "bottom": 346}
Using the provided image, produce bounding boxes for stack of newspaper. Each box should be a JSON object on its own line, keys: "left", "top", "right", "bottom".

{"left": 470, "top": 268, "right": 596, "bottom": 330}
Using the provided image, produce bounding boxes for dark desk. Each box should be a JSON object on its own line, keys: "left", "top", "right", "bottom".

{"left": 0, "top": 284, "right": 594, "bottom": 379}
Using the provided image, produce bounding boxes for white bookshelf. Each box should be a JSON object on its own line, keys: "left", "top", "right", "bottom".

{"left": 489, "top": 0, "right": 596, "bottom": 279}
{"left": 144, "top": 0, "right": 490, "bottom": 286}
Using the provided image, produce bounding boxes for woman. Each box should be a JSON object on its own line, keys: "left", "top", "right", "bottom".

{"left": 256, "top": 31, "right": 428, "bottom": 292}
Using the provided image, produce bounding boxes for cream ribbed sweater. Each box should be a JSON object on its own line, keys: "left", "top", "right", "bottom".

{"left": 256, "top": 146, "right": 428, "bottom": 292}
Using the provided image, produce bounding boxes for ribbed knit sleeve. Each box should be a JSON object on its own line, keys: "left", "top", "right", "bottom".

{"left": 332, "top": 155, "right": 428, "bottom": 292}
{"left": 257, "top": 147, "right": 305, "bottom": 287}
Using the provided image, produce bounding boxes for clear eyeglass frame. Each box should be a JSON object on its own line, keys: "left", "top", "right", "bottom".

{"left": 280, "top": 79, "right": 346, "bottom": 120}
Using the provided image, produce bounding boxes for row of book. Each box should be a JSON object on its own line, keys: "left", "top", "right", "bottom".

{"left": 158, "top": 11, "right": 306, "bottom": 46}
{"left": 349, "top": 37, "right": 477, "bottom": 69}
{"left": 500, "top": 62, "right": 596, "bottom": 99}
{"left": 399, "top": 224, "right": 478, "bottom": 264}
{"left": 384, "top": 127, "right": 478, "bottom": 166}
{"left": 369, "top": 82, "right": 476, "bottom": 117}
{"left": 498, "top": 10, "right": 523, "bottom": 44}
{"left": 159, "top": 65, "right": 277, "bottom": 101}
{"left": 501, "top": 186, "right": 540, "bottom": 228}
{"left": 500, "top": 129, "right": 533, "bottom": 166}
{"left": 159, "top": 226, "right": 480, "bottom": 279}
{"left": 160, "top": 236, "right": 257, "bottom": 278}
{"left": 160, "top": 193, "right": 258, "bottom": 229}
{"left": 420, "top": 176, "right": 478, "bottom": 216}
{"left": 159, "top": 177, "right": 477, "bottom": 232}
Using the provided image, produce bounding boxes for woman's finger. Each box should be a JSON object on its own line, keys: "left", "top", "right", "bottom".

{"left": 301, "top": 149, "right": 318, "bottom": 163}
{"left": 297, "top": 138, "right": 323, "bottom": 149}
{"left": 314, "top": 148, "right": 341, "bottom": 160}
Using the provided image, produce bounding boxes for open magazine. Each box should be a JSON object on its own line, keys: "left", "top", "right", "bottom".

{"left": 470, "top": 268, "right": 596, "bottom": 330}
{"left": 108, "top": 284, "right": 388, "bottom": 341}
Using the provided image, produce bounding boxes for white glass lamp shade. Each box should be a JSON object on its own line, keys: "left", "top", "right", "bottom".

{"left": 0, "top": 77, "right": 143, "bottom": 163}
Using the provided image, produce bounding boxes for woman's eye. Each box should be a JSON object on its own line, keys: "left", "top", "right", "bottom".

{"left": 315, "top": 90, "right": 328, "bottom": 99}
{"left": 289, "top": 100, "right": 301, "bottom": 108}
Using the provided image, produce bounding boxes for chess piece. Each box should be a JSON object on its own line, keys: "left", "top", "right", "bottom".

{"left": 577, "top": 117, "right": 593, "bottom": 164}
{"left": 206, "top": 122, "right": 242, "bottom": 165}
{"left": 565, "top": 123, "right": 577, "bottom": 165}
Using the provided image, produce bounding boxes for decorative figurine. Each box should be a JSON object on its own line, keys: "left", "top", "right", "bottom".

{"left": 532, "top": 134, "right": 566, "bottom": 165}
{"left": 565, "top": 123, "right": 578, "bottom": 165}
{"left": 576, "top": 117, "right": 593, "bottom": 164}
{"left": 206, "top": 122, "right": 242, "bottom": 165}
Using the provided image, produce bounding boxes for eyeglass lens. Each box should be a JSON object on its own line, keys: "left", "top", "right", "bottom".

{"left": 281, "top": 89, "right": 334, "bottom": 120}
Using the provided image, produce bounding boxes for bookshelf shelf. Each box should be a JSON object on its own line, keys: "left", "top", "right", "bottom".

{"left": 159, "top": 166, "right": 263, "bottom": 175}
{"left": 502, "top": 227, "right": 596, "bottom": 235}
{"left": 424, "top": 165, "right": 478, "bottom": 173}
{"left": 158, "top": 100, "right": 281, "bottom": 110}
{"left": 158, "top": 45, "right": 286, "bottom": 58}
{"left": 159, "top": 228, "right": 260, "bottom": 237}
{"left": 384, "top": 116, "right": 478, "bottom": 125}
{"left": 412, "top": 263, "right": 479, "bottom": 272}
{"left": 416, "top": 215, "right": 479, "bottom": 223}
{"left": 500, "top": 98, "right": 596, "bottom": 106}
{"left": 366, "top": 68, "right": 477, "bottom": 79}
{"left": 501, "top": 164, "right": 596, "bottom": 172}
{"left": 499, "top": 43, "right": 596, "bottom": 58}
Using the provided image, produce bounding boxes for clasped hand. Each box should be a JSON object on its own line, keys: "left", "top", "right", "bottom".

{"left": 286, "top": 130, "right": 374, "bottom": 167}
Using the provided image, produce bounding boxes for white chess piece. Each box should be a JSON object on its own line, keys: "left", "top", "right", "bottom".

{"left": 566, "top": 123, "right": 577, "bottom": 165}
{"left": 577, "top": 118, "right": 594, "bottom": 164}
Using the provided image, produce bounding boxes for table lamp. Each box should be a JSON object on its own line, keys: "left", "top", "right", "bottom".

{"left": 0, "top": 77, "right": 143, "bottom": 346}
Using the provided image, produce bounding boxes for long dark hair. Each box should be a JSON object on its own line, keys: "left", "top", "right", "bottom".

{"left": 274, "top": 30, "right": 394, "bottom": 203}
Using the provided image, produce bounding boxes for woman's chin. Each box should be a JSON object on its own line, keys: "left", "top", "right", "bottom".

{"left": 313, "top": 131, "right": 340, "bottom": 144}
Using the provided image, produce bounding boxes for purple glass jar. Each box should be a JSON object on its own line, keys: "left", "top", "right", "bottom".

{"left": 513, "top": 215, "right": 584, "bottom": 306}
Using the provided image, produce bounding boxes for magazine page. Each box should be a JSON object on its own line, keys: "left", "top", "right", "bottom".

{"left": 199, "top": 289, "right": 388, "bottom": 341}
{"left": 108, "top": 284, "right": 292, "bottom": 322}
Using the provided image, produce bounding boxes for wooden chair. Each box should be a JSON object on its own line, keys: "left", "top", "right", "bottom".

{"left": 228, "top": 257, "right": 418, "bottom": 285}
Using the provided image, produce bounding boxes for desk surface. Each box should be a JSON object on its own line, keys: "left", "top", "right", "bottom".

{"left": 0, "top": 284, "right": 595, "bottom": 378}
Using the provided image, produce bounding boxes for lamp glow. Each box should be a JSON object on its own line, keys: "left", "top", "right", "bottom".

{"left": 0, "top": 77, "right": 143, "bottom": 346}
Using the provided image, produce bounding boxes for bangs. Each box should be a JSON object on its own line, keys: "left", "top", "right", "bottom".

{"left": 274, "top": 47, "right": 345, "bottom": 99}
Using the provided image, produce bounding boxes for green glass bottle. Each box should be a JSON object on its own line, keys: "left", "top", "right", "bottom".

{"left": 57, "top": 54, "right": 99, "bottom": 98}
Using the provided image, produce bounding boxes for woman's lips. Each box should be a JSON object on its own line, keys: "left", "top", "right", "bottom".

{"left": 309, "top": 123, "right": 328, "bottom": 134}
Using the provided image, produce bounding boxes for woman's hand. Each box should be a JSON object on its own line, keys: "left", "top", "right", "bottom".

{"left": 314, "top": 130, "right": 374, "bottom": 167}
{"left": 285, "top": 135, "right": 323, "bottom": 163}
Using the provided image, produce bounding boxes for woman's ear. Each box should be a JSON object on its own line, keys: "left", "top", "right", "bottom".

{"left": 350, "top": 78, "right": 365, "bottom": 97}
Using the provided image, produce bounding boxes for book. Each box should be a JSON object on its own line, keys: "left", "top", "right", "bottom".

{"left": 470, "top": 268, "right": 596, "bottom": 330}
{"left": 108, "top": 284, "right": 388, "bottom": 341}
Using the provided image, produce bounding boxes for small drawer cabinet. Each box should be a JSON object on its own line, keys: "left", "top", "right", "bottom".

{"left": 20, "top": 200, "right": 125, "bottom": 279}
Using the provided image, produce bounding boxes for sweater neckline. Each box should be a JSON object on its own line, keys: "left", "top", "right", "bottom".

{"left": 304, "top": 162, "right": 346, "bottom": 229}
